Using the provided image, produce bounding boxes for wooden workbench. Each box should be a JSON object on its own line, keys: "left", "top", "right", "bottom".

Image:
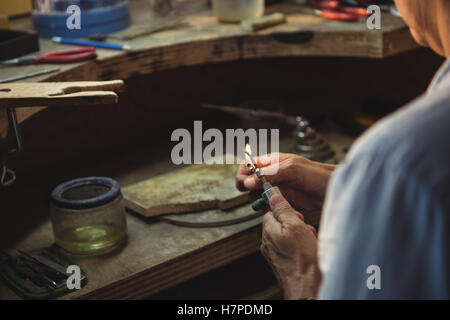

{"left": 0, "top": 133, "right": 352, "bottom": 300}
{"left": 0, "top": 145, "right": 263, "bottom": 299}
{"left": 0, "top": 0, "right": 418, "bottom": 300}
{"left": 0, "top": 0, "right": 416, "bottom": 138}
{"left": 1, "top": 207, "right": 263, "bottom": 300}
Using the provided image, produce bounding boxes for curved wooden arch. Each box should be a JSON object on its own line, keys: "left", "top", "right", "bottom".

{"left": 0, "top": 1, "right": 416, "bottom": 138}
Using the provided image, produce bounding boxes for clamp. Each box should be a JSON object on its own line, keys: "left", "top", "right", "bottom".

{"left": 0, "top": 106, "right": 22, "bottom": 187}
{"left": 0, "top": 80, "right": 125, "bottom": 188}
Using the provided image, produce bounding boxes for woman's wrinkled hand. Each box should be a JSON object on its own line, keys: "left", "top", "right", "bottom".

{"left": 261, "top": 194, "right": 321, "bottom": 300}
{"left": 236, "top": 153, "right": 336, "bottom": 211}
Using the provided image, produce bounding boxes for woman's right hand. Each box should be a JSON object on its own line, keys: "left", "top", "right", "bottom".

{"left": 236, "top": 153, "right": 337, "bottom": 211}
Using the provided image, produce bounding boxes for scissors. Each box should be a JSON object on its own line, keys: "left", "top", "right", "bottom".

{"left": 309, "top": 0, "right": 369, "bottom": 22}
{"left": 2, "top": 47, "right": 97, "bottom": 65}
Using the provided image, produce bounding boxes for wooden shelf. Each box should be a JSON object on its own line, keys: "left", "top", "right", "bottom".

{"left": 0, "top": 0, "right": 416, "bottom": 138}
{"left": 0, "top": 147, "right": 263, "bottom": 299}
{"left": 0, "top": 214, "right": 262, "bottom": 300}
{"left": 0, "top": 1, "right": 415, "bottom": 299}
{"left": 0, "top": 133, "right": 352, "bottom": 300}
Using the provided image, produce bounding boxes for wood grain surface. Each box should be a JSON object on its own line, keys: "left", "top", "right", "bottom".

{"left": 0, "top": 0, "right": 416, "bottom": 138}
{"left": 0, "top": 213, "right": 263, "bottom": 300}
{"left": 0, "top": 134, "right": 353, "bottom": 299}
{"left": 122, "top": 163, "right": 249, "bottom": 217}
{"left": 0, "top": 80, "right": 124, "bottom": 138}
{"left": 0, "top": 81, "right": 124, "bottom": 107}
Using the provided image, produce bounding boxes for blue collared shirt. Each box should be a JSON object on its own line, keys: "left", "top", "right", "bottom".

{"left": 318, "top": 59, "right": 450, "bottom": 299}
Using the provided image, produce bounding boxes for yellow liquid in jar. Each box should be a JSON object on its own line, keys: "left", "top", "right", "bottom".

{"left": 55, "top": 224, "right": 126, "bottom": 255}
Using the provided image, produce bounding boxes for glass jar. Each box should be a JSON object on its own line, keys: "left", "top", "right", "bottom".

{"left": 212, "top": 0, "right": 265, "bottom": 22}
{"left": 50, "top": 177, "right": 127, "bottom": 256}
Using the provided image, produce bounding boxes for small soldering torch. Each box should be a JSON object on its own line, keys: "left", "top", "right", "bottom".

{"left": 245, "top": 148, "right": 282, "bottom": 211}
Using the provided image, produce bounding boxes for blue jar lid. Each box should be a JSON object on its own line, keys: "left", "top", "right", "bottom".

{"left": 51, "top": 177, "right": 121, "bottom": 210}
{"left": 31, "top": 1, "right": 131, "bottom": 38}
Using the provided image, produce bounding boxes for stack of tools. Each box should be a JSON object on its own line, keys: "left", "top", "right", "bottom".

{"left": 0, "top": 247, "right": 86, "bottom": 299}
{"left": 2, "top": 47, "right": 97, "bottom": 66}
{"left": 201, "top": 103, "right": 337, "bottom": 163}
{"left": 300, "top": 0, "right": 398, "bottom": 22}
{"left": 292, "top": 116, "right": 336, "bottom": 163}
{"left": 306, "top": 0, "right": 370, "bottom": 22}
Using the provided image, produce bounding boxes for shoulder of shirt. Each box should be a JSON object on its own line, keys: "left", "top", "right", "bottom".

{"left": 345, "top": 83, "right": 450, "bottom": 202}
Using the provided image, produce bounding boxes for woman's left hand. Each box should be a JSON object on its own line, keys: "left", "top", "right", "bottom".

{"left": 261, "top": 194, "right": 322, "bottom": 300}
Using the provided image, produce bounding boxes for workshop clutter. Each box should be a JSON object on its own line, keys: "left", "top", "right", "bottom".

{"left": 0, "top": 247, "right": 87, "bottom": 299}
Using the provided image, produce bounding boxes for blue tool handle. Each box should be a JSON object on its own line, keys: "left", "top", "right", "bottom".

{"left": 52, "top": 36, "right": 128, "bottom": 51}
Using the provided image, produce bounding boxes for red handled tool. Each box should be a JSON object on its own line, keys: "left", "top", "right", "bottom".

{"left": 2, "top": 47, "right": 97, "bottom": 65}
{"left": 309, "top": 0, "right": 340, "bottom": 9}
{"left": 339, "top": 6, "right": 370, "bottom": 17}
{"left": 319, "top": 9, "right": 359, "bottom": 21}
{"left": 308, "top": 0, "right": 370, "bottom": 22}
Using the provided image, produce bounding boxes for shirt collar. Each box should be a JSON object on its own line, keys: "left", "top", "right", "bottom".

{"left": 428, "top": 58, "right": 450, "bottom": 93}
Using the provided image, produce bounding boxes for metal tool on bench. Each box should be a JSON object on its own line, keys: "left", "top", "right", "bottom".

{"left": 16, "top": 250, "right": 69, "bottom": 281}
{"left": 0, "top": 68, "right": 61, "bottom": 84}
{"left": 87, "top": 16, "right": 188, "bottom": 41}
{"left": 202, "top": 103, "right": 298, "bottom": 126}
{"left": 292, "top": 116, "right": 335, "bottom": 162}
{"left": 15, "top": 253, "right": 59, "bottom": 289}
{"left": 2, "top": 47, "right": 97, "bottom": 65}
{"left": 0, "top": 106, "right": 21, "bottom": 187}
{"left": 306, "top": 0, "right": 400, "bottom": 20}
{"left": 0, "top": 80, "right": 125, "bottom": 188}
{"left": 307, "top": 0, "right": 369, "bottom": 21}
{"left": 0, "top": 250, "right": 56, "bottom": 290}
{"left": 0, "top": 247, "right": 87, "bottom": 299}
{"left": 202, "top": 104, "right": 336, "bottom": 163}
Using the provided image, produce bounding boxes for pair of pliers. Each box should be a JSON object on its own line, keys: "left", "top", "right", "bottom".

{"left": 2, "top": 47, "right": 97, "bottom": 65}
{"left": 309, "top": 0, "right": 369, "bottom": 22}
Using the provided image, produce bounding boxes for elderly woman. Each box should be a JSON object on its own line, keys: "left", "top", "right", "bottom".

{"left": 236, "top": 0, "right": 450, "bottom": 299}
